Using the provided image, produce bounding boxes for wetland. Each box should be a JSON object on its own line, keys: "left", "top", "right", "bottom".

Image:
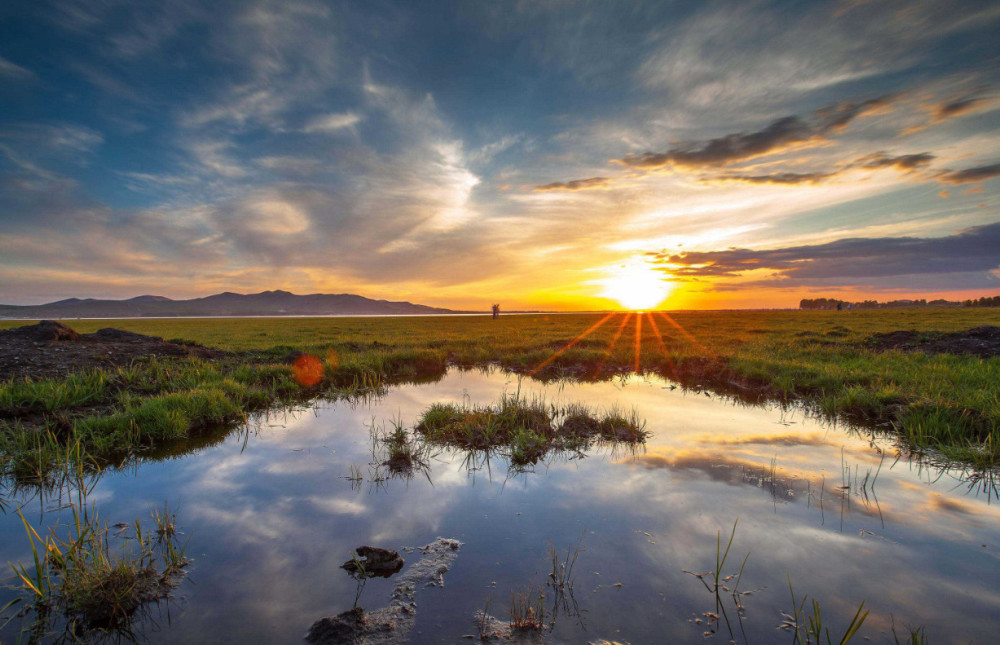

{"left": 1, "top": 311, "right": 999, "bottom": 643}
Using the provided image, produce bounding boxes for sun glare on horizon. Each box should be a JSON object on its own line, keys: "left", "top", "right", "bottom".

{"left": 597, "top": 259, "right": 675, "bottom": 310}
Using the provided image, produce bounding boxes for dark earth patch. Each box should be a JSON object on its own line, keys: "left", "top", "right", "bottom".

{"left": 0, "top": 320, "right": 224, "bottom": 381}
{"left": 868, "top": 326, "right": 1000, "bottom": 359}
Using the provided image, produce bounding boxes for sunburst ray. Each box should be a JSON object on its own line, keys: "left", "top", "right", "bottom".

{"left": 529, "top": 312, "right": 615, "bottom": 377}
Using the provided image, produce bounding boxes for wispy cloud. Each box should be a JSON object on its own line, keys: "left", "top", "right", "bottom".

{"left": 0, "top": 56, "right": 33, "bottom": 79}
{"left": 534, "top": 177, "right": 610, "bottom": 191}
{"left": 303, "top": 112, "right": 361, "bottom": 133}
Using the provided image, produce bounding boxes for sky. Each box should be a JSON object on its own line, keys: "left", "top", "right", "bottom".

{"left": 0, "top": 0, "right": 998, "bottom": 311}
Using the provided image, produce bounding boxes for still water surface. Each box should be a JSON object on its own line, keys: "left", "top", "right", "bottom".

{"left": 2, "top": 369, "right": 998, "bottom": 643}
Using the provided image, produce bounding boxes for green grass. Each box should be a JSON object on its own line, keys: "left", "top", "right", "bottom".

{"left": 415, "top": 393, "right": 647, "bottom": 469}
{"left": 1, "top": 308, "right": 999, "bottom": 470}
{"left": 369, "top": 418, "right": 432, "bottom": 475}
{"left": 6, "top": 493, "right": 189, "bottom": 639}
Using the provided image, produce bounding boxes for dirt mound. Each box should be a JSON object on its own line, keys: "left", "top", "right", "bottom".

{"left": 89, "top": 327, "right": 166, "bottom": 343}
{"left": 0, "top": 320, "right": 224, "bottom": 381}
{"left": 868, "top": 326, "right": 1000, "bottom": 359}
{"left": 3, "top": 319, "right": 81, "bottom": 342}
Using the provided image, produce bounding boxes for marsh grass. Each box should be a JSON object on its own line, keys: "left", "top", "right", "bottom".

{"left": 546, "top": 534, "right": 585, "bottom": 624}
{"left": 683, "top": 520, "right": 753, "bottom": 641}
{"left": 415, "top": 392, "right": 647, "bottom": 470}
{"left": 475, "top": 593, "right": 494, "bottom": 640}
{"left": 508, "top": 585, "right": 546, "bottom": 630}
{"left": 5, "top": 491, "right": 189, "bottom": 640}
{"left": 369, "top": 417, "right": 433, "bottom": 477}
{"left": 891, "top": 620, "right": 927, "bottom": 645}
{"left": 684, "top": 521, "right": 871, "bottom": 643}
{"left": 782, "top": 576, "right": 869, "bottom": 645}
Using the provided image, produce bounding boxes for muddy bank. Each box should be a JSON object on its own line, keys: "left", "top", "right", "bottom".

{"left": 868, "top": 325, "right": 1000, "bottom": 359}
{"left": 306, "top": 538, "right": 462, "bottom": 645}
{"left": 0, "top": 320, "right": 223, "bottom": 380}
{"left": 473, "top": 612, "right": 550, "bottom": 643}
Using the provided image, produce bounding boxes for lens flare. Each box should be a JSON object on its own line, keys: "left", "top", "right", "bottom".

{"left": 293, "top": 354, "right": 324, "bottom": 387}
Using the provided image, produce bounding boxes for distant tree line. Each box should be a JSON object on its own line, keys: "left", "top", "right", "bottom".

{"left": 964, "top": 295, "right": 1000, "bottom": 307}
{"left": 799, "top": 295, "right": 1000, "bottom": 310}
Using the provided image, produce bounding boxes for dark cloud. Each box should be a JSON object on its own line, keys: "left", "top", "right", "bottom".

{"left": 934, "top": 96, "right": 985, "bottom": 120}
{"left": 703, "top": 171, "right": 833, "bottom": 185}
{"left": 533, "top": 176, "right": 610, "bottom": 191}
{"left": 937, "top": 163, "right": 1000, "bottom": 185}
{"left": 652, "top": 223, "right": 1000, "bottom": 283}
{"left": 703, "top": 152, "right": 934, "bottom": 185}
{"left": 853, "top": 152, "right": 934, "bottom": 171}
{"left": 903, "top": 91, "right": 994, "bottom": 135}
{"left": 614, "top": 95, "right": 895, "bottom": 170}
{"left": 814, "top": 96, "right": 895, "bottom": 132}
{"left": 615, "top": 116, "right": 816, "bottom": 170}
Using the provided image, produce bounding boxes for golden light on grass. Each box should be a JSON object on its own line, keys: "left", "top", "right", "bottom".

{"left": 528, "top": 312, "right": 615, "bottom": 376}
{"left": 597, "top": 258, "right": 674, "bottom": 311}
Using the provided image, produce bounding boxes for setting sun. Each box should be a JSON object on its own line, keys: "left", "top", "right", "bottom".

{"left": 597, "top": 259, "right": 674, "bottom": 310}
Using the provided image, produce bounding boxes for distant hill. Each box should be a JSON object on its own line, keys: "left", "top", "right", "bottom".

{"left": 0, "top": 290, "right": 459, "bottom": 319}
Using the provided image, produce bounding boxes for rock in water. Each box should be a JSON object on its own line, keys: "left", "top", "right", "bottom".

{"left": 341, "top": 546, "right": 405, "bottom": 579}
{"left": 308, "top": 538, "right": 462, "bottom": 645}
{"left": 305, "top": 607, "right": 367, "bottom": 644}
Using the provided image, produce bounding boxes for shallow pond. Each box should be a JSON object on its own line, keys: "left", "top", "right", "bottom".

{"left": 2, "top": 369, "right": 999, "bottom": 643}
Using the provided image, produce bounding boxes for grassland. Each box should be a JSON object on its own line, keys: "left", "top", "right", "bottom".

{"left": 1, "top": 308, "right": 999, "bottom": 473}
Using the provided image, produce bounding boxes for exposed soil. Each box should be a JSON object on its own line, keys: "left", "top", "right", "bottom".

{"left": 0, "top": 320, "right": 225, "bottom": 381}
{"left": 306, "top": 538, "right": 461, "bottom": 645}
{"left": 868, "top": 326, "right": 1000, "bottom": 359}
{"left": 341, "top": 546, "right": 405, "bottom": 579}
{"left": 473, "top": 612, "right": 550, "bottom": 644}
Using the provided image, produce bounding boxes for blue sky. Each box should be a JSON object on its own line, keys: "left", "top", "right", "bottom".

{"left": 1, "top": 0, "right": 998, "bottom": 309}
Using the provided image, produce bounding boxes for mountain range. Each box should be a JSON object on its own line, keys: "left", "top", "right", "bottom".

{"left": 0, "top": 290, "right": 460, "bottom": 319}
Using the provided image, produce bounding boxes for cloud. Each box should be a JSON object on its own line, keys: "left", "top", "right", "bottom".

{"left": 178, "top": 0, "right": 341, "bottom": 131}
{"left": 613, "top": 96, "right": 894, "bottom": 170}
{"left": 852, "top": 152, "right": 935, "bottom": 171}
{"left": 703, "top": 171, "right": 834, "bottom": 185}
{"left": 936, "top": 163, "right": 1000, "bottom": 185}
{"left": 814, "top": 96, "right": 896, "bottom": 132}
{"left": 0, "top": 123, "right": 103, "bottom": 155}
{"left": 183, "top": 139, "right": 246, "bottom": 178}
{"left": 634, "top": 1, "right": 1000, "bottom": 109}
{"left": 303, "top": 112, "right": 361, "bottom": 133}
{"left": 652, "top": 223, "right": 1000, "bottom": 287}
{"left": 0, "top": 57, "right": 33, "bottom": 79}
{"left": 255, "top": 155, "right": 324, "bottom": 175}
{"left": 534, "top": 176, "right": 611, "bottom": 191}
{"left": 933, "top": 96, "right": 986, "bottom": 121}
{"left": 615, "top": 116, "right": 815, "bottom": 170}
{"left": 903, "top": 89, "right": 998, "bottom": 134}
{"left": 701, "top": 152, "right": 933, "bottom": 185}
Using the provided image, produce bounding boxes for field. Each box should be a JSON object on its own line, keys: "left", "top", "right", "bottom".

{"left": 2, "top": 309, "right": 999, "bottom": 471}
